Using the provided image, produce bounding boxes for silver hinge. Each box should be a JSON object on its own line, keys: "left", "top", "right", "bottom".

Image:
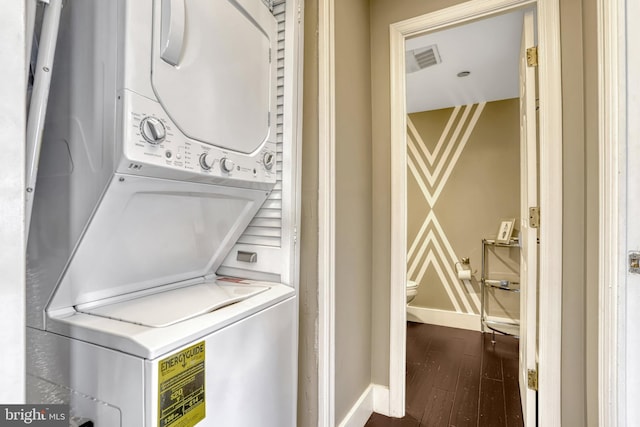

{"left": 529, "top": 207, "right": 540, "bottom": 228}
{"left": 526, "top": 46, "right": 538, "bottom": 67}
{"left": 528, "top": 368, "right": 538, "bottom": 391}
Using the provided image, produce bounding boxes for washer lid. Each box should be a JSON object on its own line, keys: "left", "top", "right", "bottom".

{"left": 77, "top": 280, "right": 269, "bottom": 327}
{"left": 47, "top": 174, "right": 269, "bottom": 312}
{"left": 151, "top": 0, "right": 277, "bottom": 154}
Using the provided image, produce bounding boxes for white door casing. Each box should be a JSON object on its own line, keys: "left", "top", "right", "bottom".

{"left": 624, "top": 1, "right": 640, "bottom": 425}
{"left": 388, "top": 0, "right": 563, "bottom": 423}
{"left": 518, "top": 9, "right": 539, "bottom": 426}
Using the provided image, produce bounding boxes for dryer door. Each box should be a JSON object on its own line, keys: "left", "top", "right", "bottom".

{"left": 151, "top": 0, "right": 277, "bottom": 155}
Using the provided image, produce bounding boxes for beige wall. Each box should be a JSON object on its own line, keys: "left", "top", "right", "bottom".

{"left": 560, "top": 0, "right": 599, "bottom": 425}
{"left": 298, "top": 0, "right": 319, "bottom": 424}
{"left": 334, "top": 0, "right": 374, "bottom": 422}
{"left": 407, "top": 100, "right": 520, "bottom": 319}
{"left": 370, "top": 0, "right": 469, "bottom": 389}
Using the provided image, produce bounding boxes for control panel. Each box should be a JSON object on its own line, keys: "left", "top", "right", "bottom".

{"left": 121, "top": 92, "right": 277, "bottom": 185}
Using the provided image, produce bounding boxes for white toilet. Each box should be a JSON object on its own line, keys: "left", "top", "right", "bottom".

{"left": 407, "top": 280, "right": 418, "bottom": 304}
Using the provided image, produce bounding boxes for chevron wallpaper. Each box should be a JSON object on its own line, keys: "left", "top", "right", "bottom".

{"left": 407, "top": 99, "right": 521, "bottom": 319}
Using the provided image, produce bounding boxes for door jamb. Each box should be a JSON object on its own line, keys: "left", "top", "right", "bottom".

{"left": 318, "top": 0, "right": 336, "bottom": 425}
{"left": 388, "top": 0, "right": 563, "bottom": 423}
{"left": 597, "top": 0, "right": 624, "bottom": 424}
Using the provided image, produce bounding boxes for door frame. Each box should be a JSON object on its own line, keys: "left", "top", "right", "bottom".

{"left": 597, "top": 0, "right": 625, "bottom": 424}
{"left": 388, "top": 0, "right": 563, "bottom": 423}
{"left": 318, "top": 0, "right": 336, "bottom": 425}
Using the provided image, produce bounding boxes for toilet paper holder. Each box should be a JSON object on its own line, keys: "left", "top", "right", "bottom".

{"left": 455, "top": 257, "right": 474, "bottom": 280}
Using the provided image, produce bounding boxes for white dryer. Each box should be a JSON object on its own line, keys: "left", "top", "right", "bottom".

{"left": 26, "top": 0, "right": 297, "bottom": 426}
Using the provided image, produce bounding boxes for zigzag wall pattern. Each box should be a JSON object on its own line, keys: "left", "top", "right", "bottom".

{"left": 407, "top": 103, "right": 486, "bottom": 314}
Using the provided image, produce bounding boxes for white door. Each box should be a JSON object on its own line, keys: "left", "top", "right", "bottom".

{"left": 518, "top": 9, "right": 538, "bottom": 427}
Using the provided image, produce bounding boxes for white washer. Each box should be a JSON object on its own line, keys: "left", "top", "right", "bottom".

{"left": 26, "top": 1, "right": 297, "bottom": 425}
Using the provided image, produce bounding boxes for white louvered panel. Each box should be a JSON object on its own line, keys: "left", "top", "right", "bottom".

{"left": 273, "top": 2, "right": 285, "bottom": 14}
{"left": 254, "top": 208, "right": 282, "bottom": 219}
{"left": 231, "top": 2, "right": 286, "bottom": 251}
{"left": 243, "top": 226, "right": 281, "bottom": 238}
{"left": 268, "top": 190, "right": 282, "bottom": 201}
{"left": 220, "top": 1, "right": 287, "bottom": 279}
{"left": 250, "top": 217, "right": 282, "bottom": 228}
{"left": 261, "top": 199, "right": 282, "bottom": 210}
{"left": 236, "top": 235, "right": 281, "bottom": 247}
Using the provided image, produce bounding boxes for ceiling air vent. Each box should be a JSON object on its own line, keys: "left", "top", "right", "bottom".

{"left": 406, "top": 45, "right": 442, "bottom": 73}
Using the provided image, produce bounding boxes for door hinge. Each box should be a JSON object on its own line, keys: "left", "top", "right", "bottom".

{"left": 529, "top": 207, "right": 540, "bottom": 228}
{"left": 527, "top": 368, "right": 538, "bottom": 391}
{"left": 526, "top": 47, "right": 538, "bottom": 67}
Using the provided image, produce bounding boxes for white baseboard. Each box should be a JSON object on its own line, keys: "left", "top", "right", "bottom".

{"left": 407, "top": 306, "right": 481, "bottom": 331}
{"left": 372, "top": 384, "right": 390, "bottom": 417}
{"left": 406, "top": 306, "right": 520, "bottom": 333}
{"left": 337, "top": 384, "right": 374, "bottom": 427}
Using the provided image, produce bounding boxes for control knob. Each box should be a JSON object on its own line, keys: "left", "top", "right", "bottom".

{"left": 199, "top": 152, "right": 215, "bottom": 170}
{"left": 140, "top": 116, "right": 166, "bottom": 144}
{"left": 220, "top": 157, "right": 235, "bottom": 173}
{"left": 263, "top": 151, "right": 275, "bottom": 170}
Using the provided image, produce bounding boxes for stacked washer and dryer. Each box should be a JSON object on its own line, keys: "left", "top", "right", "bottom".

{"left": 26, "top": 0, "right": 299, "bottom": 425}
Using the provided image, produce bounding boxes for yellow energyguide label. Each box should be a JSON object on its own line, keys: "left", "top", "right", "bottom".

{"left": 158, "top": 341, "right": 206, "bottom": 427}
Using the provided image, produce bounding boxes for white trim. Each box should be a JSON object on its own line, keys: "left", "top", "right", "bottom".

{"left": 597, "top": 0, "right": 624, "bottom": 425}
{"left": 534, "top": 2, "right": 564, "bottom": 425}
{"left": 281, "top": 0, "right": 305, "bottom": 287}
{"left": 389, "top": 0, "right": 563, "bottom": 422}
{"left": 389, "top": 18, "right": 407, "bottom": 418}
{"left": 407, "top": 307, "right": 480, "bottom": 331}
{"left": 407, "top": 307, "right": 518, "bottom": 332}
{"left": 284, "top": 4, "right": 304, "bottom": 427}
{"left": 372, "top": 385, "right": 390, "bottom": 417}
{"left": 318, "top": 0, "right": 336, "bottom": 425}
{"left": 337, "top": 385, "right": 374, "bottom": 427}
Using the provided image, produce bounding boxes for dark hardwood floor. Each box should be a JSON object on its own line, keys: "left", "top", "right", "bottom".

{"left": 365, "top": 322, "right": 523, "bottom": 427}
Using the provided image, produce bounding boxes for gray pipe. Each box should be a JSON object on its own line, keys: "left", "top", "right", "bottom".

{"left": 25, "top": 0, "right": 62, "bottom": 239}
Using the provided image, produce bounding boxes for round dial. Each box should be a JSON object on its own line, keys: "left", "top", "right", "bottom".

{"left": 263, "top": 151, "right": 275, "bottom": 170}
{"left": 199, "top": 153, "right": 215, "bottom": 170}
{"left": 140, "top": 117, "right": 166, "bottom": 144}
{"left": 220, "top": 158, "right": 235, "bottom": 173}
